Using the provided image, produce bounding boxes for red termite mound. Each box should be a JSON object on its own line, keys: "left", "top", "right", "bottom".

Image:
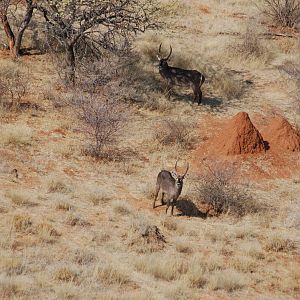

{"left": 262, "top": 116, "right": 300, "bottom": 152}
{"left": 210, "top": 112, "right": 266, "bottom": 155}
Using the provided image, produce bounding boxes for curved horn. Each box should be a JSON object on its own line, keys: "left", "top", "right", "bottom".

{"left": 183, "top": 162, "right": 189, "bottom": 177}
{"left": 174, "top": 159, "right": 179, "bottom": 173}
{"left": 166, "top": 45, "right": 172, "bottom": 60}
{"left": 157, "top": 43, "right": 162, "bottom": 60}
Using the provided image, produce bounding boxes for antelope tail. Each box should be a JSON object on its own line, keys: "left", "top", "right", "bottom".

{"left": 200, "top": 74, "right": 205, "bottom": 86}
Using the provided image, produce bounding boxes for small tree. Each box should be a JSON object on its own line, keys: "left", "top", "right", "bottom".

{"left": 0, "top": 62, "right": 28, "bottom": 109}
{"left": 195, "top": 161, "right": 260, "bottom": 217}
{"left": 0, "top": 0, "right": 36, "bottom": 57}
{"left": 261, "top": 0, "right": 300, "bottom": 28}
{"left": 38, "top": 0, "right": 163, "bottom": 84}
{"left": 72, "top": 92, "right": 128, "bottom": 157}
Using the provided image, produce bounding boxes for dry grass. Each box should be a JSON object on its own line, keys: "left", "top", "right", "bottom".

{"left": 66, "top": 214, "right": 91, "bottom": 226}
{"left": 193, "top": 253, "right": 224, "bottom": 273}
{"left": 55, "top": 201, "right": 73, "bottom": 211}
{"left": 86, "top": 189, "right": 111, "bottom": 206}
{"left": 0, "top": 0, "right": 299, "bottom": 299}
{"left": 51, "top": 141, "right": 79, "bottom": 159}
{"left": 12, "top": 215, "right": 33, "bottom": 233}
{"left": 0, "top": 253, "right": 25, "bottom": 276}
{"left": 154, "top": 119, "right": 196, "bottom": 149}
{"left": 186, "top": 264, "right": 207, "bottom": 288}
{"left": 0, "top": 124, "right": 32, "bottom": 146}
{"left": 5, "top": 190, "right": 37, "bottom": 207}
{"left": 175, "top": 239, "right": 193, "bottom": 254}
{"left": 160, "top": 216, "right": 178, "bottom": 231}
{"left": 54, "top": 266, "right": 79, "bottom": 283}
{"left": 0, "top": 275, "right": 30, "bottom": 299}
{"left": 229, "top": 255, "right": 257, "bottom": 273}
{"left": 210, "top": 71, "right": 244, "bottom": 100}
{"left": 264, "top": 234, "right": 296, "bottom": 252}
{"left": 229, "top": 22, "right": 273, "bottom": 65}
{"left": 73, "top": 249, "right": 96, "bottom": 265}
{"left": 94, "top": 263, "right": 130, "bottom": 286}
{"left": 47, "top": 177, "right": 72, "bottom": 194}
{"left": 208, "top": 269, "right": 247, "bottom": 292}
{"left": 112, "top": 200, "right": 132, "bottom": 216}
{"left": 239, "top": 241, "right": 265, "bottom": 260}
{"left": 135, "top": 253, "right": 187, "bottom": 281}
{"left": 34, "top": 223, "right": 60, "bottom": 243}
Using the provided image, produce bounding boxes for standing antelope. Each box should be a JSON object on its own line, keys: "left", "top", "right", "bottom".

{"left": 153, "top": 161, "right": 189, "bottom": 215}
{"left": 157, "top": 44, "right": 205, "bottom": 105}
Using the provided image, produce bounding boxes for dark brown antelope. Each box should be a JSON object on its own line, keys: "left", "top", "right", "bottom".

{"left": 157, "top": 44, "right": 205, "bottom": 105}
{"left": 153, "top": 161, "right": 189, "bottom": 215}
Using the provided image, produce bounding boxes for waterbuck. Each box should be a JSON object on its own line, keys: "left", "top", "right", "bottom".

{"left": 153, "top": 161, "right": 189, "bottom": 215}
{"left": 157, "top": 44, "right": 205, "bottom": 105}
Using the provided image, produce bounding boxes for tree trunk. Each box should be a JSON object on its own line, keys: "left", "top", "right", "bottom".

{"left": 65, "top": 43, "right": 76, "bottom": 85}
{"left": 14, "top": 1, "right": 34, "bottom": 57}
{"left": 1, "top": 14, "right": 15, "bottom": 56}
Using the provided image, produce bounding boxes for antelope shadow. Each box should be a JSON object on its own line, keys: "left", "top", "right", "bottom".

{"left": 176, "top": 198, "right": 207, "bottom": 218}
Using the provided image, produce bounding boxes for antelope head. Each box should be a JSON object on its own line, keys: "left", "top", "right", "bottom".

{"left": 171, "top": 160, "right": 189, "bottom": 188}
{"left": 157, "top": 43, "right": 172, "bottom": 68}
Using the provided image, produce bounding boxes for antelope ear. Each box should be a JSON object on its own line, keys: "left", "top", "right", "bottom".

{"left": 171, "top": 171, "right": 177, "bottom": 179}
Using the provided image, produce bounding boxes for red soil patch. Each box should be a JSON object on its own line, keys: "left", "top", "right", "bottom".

{"left": 208, "top": 112, "right": 266, "bottom": 155}
{"left": 231, "top": 12, "right": 249, "bottom": 19}
{"left": 63, "top": 167, "right": 80, "bottom": 177}
{"left": 193, "top": 113, "right": 300, "bottom": 180}
{"left": 52, "top": 128, "right": 67, "bottom": 136}
{"left": 261, "top": 115, "right": 300, "bottom": 152}
{"left": 198, "top": 4, "right": 210, "bottom": 14}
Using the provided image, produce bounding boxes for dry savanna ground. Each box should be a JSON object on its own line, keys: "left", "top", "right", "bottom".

{"left": 0, "top": 0, "right": 300, "bottom": 299}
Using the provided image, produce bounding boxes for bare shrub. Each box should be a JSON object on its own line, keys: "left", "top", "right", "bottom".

{"left": 195, "top": 162, "right": 260, "bottom": 217}
{"left": 261, "top": 0, "right": 300, "bottom": 28}
{"left": 76, "top": 56, "right": 135, "bottom": 100}
{"left": 0, "top": 64, "right": 28, "bottom": 109}
{"left": 72, "top": 92, "right": 128, "bottom": 157}
{"left": 233, "top": 24, "right": 268, "bottom": 60}
{"left": 155, "top": 120, "right": 195, "bottom": 149}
